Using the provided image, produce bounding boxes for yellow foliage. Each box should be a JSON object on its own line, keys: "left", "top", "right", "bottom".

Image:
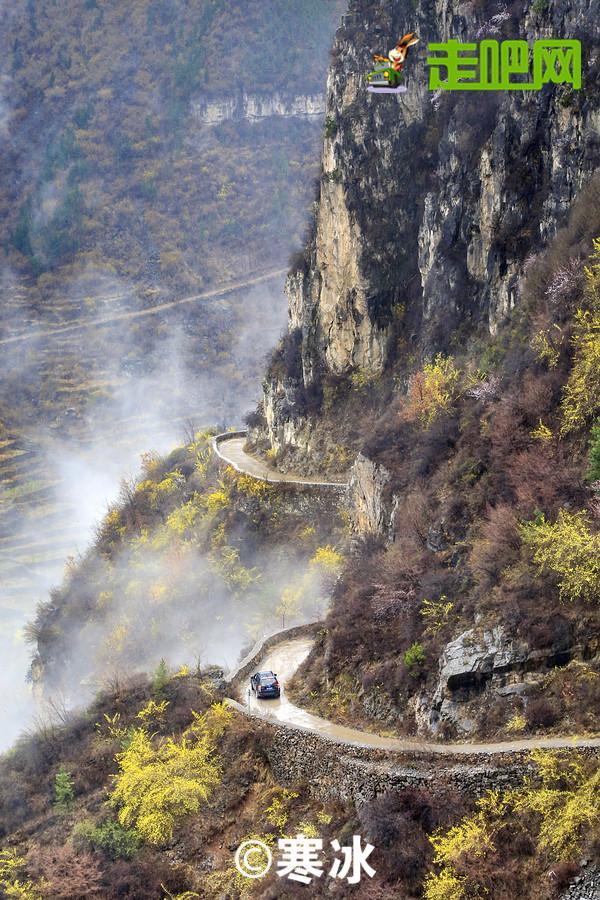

{"left": 98, "top": 590, "right": 113, "bottom": 609}
{"left": 217, "top": 180, "right": 231, "bottom": 199}
{"left": 265, "top": 789, "right": 299, "bottom": 832}
{"left": 110, "top": 726, "right": 221, "bottom": 845}
{"left": 162, "top": 889, "right": 200, "bottom": 900}
{"left": 156, "top": 470, "right": 185, "bottom": 495}
{"left": 210, "top": 544, "right": 259, "bottom": 593}
{"left": 310, "top": 545, "right": 343, "bottom": 574}
{"left": 166, "top": 496, "right": 202, "bottom": 536}
{"left": 104, "top": 621, "right": 130, "bottom": 658}
{"left": 324, "top": 443, "right": 352, "bottom": 470}
{"left": 187, "top": 703, "right": 233, "bottom": 742}
{"left": 421, "top": 596, "right": 455, "bottom": 635}
{"left": 324, "top": 672, "right": 355, "bottom": 717}
{"left": 204, "top": 486, "right": 230, "bottom": 515}
{"left": 174, "top": 664, "right": 190, "bottom": 678}
{"left": 204, "top": 833, "right": 276, "bottom": 899}
{"left": 511, "top": 751, "right": 600, "bottom": 858}
{"left": 103, "top": 508, "right": 125, "bottom": 539}
{"left": 531, "top": 329, "right": 561, "bottom": 369}
{"left": 560, "top": 308, "right": 600, "bottom": 434}
{"left": 427, "top": 753, "right": 600, "bottom": 898}
{"left": 276, "top": 585, "right": 303, "bottom": 625}
{"left": 560, "top": 244, "right": 600, "bottom": 434}
{"left": 296, "top": 821, "right": 319, "bottom": 838}
{"left": 96, "top": 712, "right": 128, "bottom": 743}
{"left": 531, "top": 420, "right": 553, "bottom": 442}
{"left": 149, "top": 583, "right": 169, "bottom": 604}
{"left": 135, "top": 470, "right": 185, "bottom": 512}
{"left": 135, "top": 699, "right": 169, "bottom": 725}
{"left": 350, "top": 369, "right": 378, "bottom": 392}
{"left": 0, "top": 849, "right": 46, "bottom": 900}
{"left": 506, "top": 713, "right": 527, "bottom": 733}
{"left": 405, "top": 355, "right": 461, "bottom": 426}
{"left": 231, "top": 472, "right": 272, "bottom": 498}
{"left": 424, "top": 866, "right": 467, "bottom": 900}
{"left": 520, "top": 509, "right": 600, "bottom": 603}
{"left": 425, "top": 813, "right": 493, "bottom": 899}
{"left": 430, "top": 817, "right": 493, "bottom": 867}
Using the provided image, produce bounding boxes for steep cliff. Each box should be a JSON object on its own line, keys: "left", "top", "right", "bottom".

{"left": 249, "top": 0, "right": 600, "bottom": 742}
{"left": 192, "top": 91, "right": 326, "bottom": 125}
{"left": 255, "top": 0, "right": 600, "bottom": 459}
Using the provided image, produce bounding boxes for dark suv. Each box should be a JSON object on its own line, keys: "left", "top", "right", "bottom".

{"left": 250, "top": 670, "right": 280, "bottom": 699}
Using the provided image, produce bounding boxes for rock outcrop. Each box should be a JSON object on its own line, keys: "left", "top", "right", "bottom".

{"left": 256, "top": 0, "right": 600, "bottom": 458}
{"left": 348, "top": 453, "right": 396, "bottom": 536}
{"left": 431, "top": 626, "right": 529, "bottom": 733}
{"left": 192, "top": 92, "right": 326, "bottom": 126}
{"left": 429, "top": 625, "right": 578, "bottom": 734}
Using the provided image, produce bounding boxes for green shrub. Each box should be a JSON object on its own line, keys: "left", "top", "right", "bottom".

{"left": 587, "top": 422, "right": 600, "bottom": 483}
{"left": 54, "top": 767, "right": 75, "bottom": 811}
{"left": 152, "top": 658, "right": 170, "bottom": 697}
{"left": 324, "top": 116, "right": 337, "bottom": 138}
{"left": 404, "top": 642, "right": 426, "bottom": 671}
{"left": 73, "top": 818, "right": 141, "bottom": 859}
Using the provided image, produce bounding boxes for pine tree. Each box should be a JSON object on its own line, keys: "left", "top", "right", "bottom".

{"left": 54, "top": 767, "right": 75, "bottom": 811}
{"left": 152, "top": 658, "right": 170, "bottom": 698}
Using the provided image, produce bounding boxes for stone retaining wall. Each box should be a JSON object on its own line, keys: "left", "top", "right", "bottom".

{"left": 226, "top": 624, "right": 600, "bottom": 802}
{"left": 255, "top": 715, "right": 536, "bottom": 802}
{"left": 226, "top": 621, "right": 322, "bottom": 685}
{"left": 232, "top": 713, "right": 600, "bottom": 802}
{"left": 212, "top": 431, "right": 347, "bottom": 492}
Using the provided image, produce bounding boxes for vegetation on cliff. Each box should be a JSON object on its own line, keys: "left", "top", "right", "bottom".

{"left": 287, "top": 184, "right": 600, "bottom": 740}
{"left": 0, "top": 671, "right": 598, "bottom": 897}
{"left": 27, "top": 431, "right": 346, "bottom": 695}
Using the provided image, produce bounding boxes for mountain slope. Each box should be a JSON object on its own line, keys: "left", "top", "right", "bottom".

{"left": 247, "top": 0, "right": 600, "bottom": 740}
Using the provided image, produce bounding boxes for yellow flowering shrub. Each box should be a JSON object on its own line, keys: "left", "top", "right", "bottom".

{"left": 110, "top": 723, "right": 221, "bottom": 845}
{"left": 512, "top": 750, "right": 600, "bottom": 858}
{"left": 310, "top": 545, "right": 343, "bottom": 574}
{"left": 425, "top": 753, "right": 600, "bottom": 897}
{"left": 0, "top": 850, "right": 46, "bottom": 900}
{"left": 404, "top": 355, "right": 461, "bottom": 426}
{"left": 520, "top": 509, "right": 600, "bottom": 603}
{"left": 561, "top": 239, "right": 600, "bottom": 434}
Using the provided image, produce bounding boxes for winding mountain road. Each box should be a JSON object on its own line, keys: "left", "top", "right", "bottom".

{"left": 232, "top": 635, "right": 600, "bottom": 755}
{"left": 0, "top": 269, "right": 287, "bottom": 347}
{"left": 213, "top": 432, "right": 347, "bottom": 487}
{"left": 216, "top": 436, "right": 600, "bottom": 756}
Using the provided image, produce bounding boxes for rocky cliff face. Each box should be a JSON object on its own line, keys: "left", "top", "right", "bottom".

{"left": 258, "top": 0, "right": 600, "bottom": 456}
{"left": 191, "top": 92, "right": 326, "bottom": 126}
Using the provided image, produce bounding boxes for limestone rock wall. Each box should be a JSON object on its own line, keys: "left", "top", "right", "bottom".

{"left": 348, "top": 453, "right": 396, "bottom": 536}
{"left": 228, "top": 710, "right": 600, "bottom": 802}
{"left": 191, "top": 92, "right": 326, "bottom": 126}
{"left": 257, "top": 0, "right": 600, "bottom": 456}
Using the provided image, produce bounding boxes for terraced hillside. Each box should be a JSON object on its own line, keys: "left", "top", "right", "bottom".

{"left": 0, "top": 270, "right": 287, "bottom": 748}
{"left": 0, "top": 0, "right": 345, "bottom": 746}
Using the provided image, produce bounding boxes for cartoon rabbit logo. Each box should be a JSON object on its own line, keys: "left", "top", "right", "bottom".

{"left": 367, "top": 32, "right": 420, "bottom": 93}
